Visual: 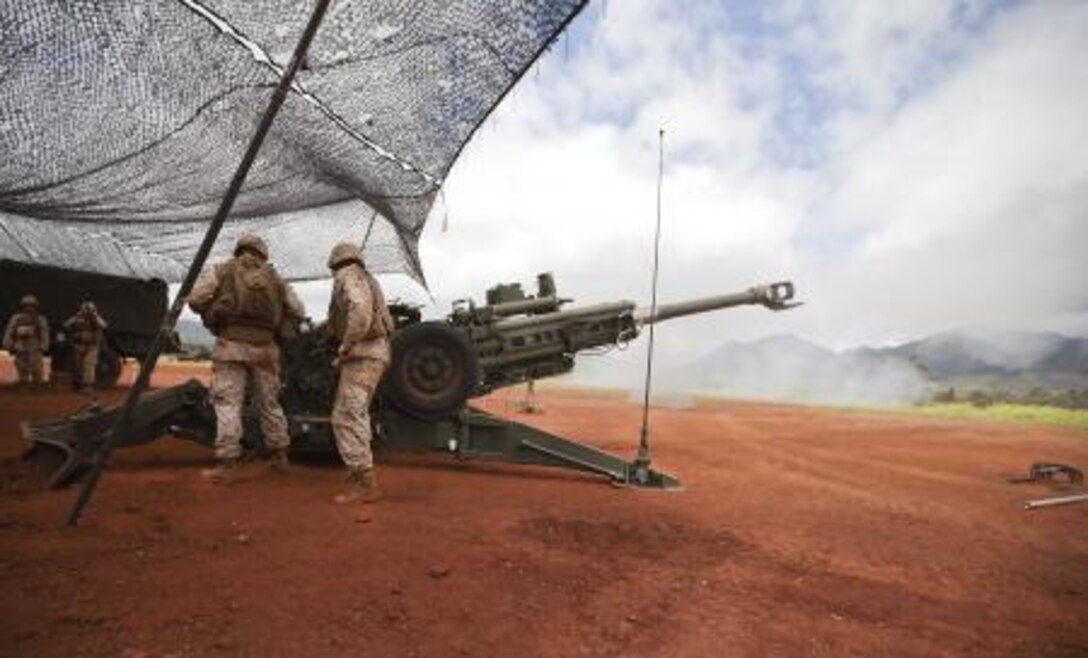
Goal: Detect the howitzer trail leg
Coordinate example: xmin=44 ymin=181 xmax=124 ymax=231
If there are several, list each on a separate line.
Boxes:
xmin=21 ymin=380 xmax=212 ymax=488
xmin=380 ymin=408 xmax=682 ymax=490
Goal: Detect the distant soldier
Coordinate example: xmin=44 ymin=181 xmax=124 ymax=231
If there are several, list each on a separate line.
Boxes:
xmin=2 ymin=295 xmax=50 ymax=386
xmin=187 ymin=234 xmax=306 ymax=482
xmin=63 ymin=301 xmax=108 ymax=390
xmin=326 ymin=242 xmax=394 ymax=504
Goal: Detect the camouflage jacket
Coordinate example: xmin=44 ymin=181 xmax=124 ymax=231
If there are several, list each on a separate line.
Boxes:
xmin=2 ymin=311 xmax=49 ymax=353
xmin=328 ymin=265 xmax=392 ymax=364
xmin=188 ymin=256 xmax=305 ymax=362
xmin=64 ymin=309 xmax=107 ymax=347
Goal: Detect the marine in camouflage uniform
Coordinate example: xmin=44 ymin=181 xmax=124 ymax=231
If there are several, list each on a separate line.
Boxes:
xmin=326 ymin=242 xmax=394 ymax=504
xmin=63 ymin=301 xmax=108 ymax=390
xmin=2 ymin=295 xmax=49 ymax=386
xmin=187 ymin=234 xmax=306 ymax=482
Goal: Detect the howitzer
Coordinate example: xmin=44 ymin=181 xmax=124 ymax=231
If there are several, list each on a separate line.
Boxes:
xmin=24 ymin=274 xmax=800 ymax=490
xmin=381 ymin=274 xmax=799 ymax=419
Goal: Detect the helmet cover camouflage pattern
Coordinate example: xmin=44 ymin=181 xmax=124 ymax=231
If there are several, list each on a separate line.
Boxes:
xmin=234 ymin=233 xmax=269 ymax=260
xmin=327 ymin=242 xmax=363 ymax=270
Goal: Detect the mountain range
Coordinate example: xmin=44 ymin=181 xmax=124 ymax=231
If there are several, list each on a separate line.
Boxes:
xmin=691 ymin=331 xmax=1088 ymax=406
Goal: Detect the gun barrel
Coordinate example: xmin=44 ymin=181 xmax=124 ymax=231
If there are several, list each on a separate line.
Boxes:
xmin=489 ymin=295 xmax=563 ymax=318
xmin=635 ymin=281 xmax=799 ymax=325
xmin=492 ymin=300 xmax=635 ymax=332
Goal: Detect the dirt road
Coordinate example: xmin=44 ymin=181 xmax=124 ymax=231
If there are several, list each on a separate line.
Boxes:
xmin=1 ymin=361 xmax=1085 ymax=657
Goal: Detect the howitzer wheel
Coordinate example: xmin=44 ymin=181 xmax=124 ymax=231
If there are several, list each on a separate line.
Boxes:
xmin=384 ymin=321 xmax=478 ymax=420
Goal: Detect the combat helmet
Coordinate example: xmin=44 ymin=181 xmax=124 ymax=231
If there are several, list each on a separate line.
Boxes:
xmin=234 ymin=233 xmax=269 ymax=260
xmin=327 ymin=242 xmax=364 ymax=271
xmin=19 ymin=294 xmax=38 ymax=309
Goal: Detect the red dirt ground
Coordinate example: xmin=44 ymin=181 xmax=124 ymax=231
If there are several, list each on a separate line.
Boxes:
xmin=0 ymin=359 xmax=1086 ymax=657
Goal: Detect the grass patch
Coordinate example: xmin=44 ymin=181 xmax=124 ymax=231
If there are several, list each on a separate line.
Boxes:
xmin=909 ymin=403 xmax=1088 ymax=428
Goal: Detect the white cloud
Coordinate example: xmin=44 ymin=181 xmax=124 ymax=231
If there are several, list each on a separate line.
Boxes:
xmin=388 ymin=0 xmax=1088 ymax=367
xmin=812 ymin=1 xmax=1088 ymax=343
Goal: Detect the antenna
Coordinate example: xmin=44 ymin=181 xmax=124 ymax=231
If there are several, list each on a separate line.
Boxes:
xmin=631 ymin=128 xmax=665 ymax=483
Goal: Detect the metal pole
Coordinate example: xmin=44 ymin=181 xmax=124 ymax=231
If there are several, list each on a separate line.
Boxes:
xmin=1024 ymin=493 xmax=1088 ymax=510
xmin=634 ymin=129 xmax=665 ymax=472
xmin=66 ymin=0 xmax=332 ymax=526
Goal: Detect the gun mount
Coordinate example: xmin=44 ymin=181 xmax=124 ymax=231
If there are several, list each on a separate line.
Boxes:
xmin=23 ymin=274 xmax=801 ymax=491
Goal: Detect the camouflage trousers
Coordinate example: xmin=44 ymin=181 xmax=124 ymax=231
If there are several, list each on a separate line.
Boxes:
xmin=74 ymin=345 xmax=98 ymax=387
xmin=210 ymin=358 xmax=290 ymax=460
xmin=12 ymin=350 xmax=44 ymax=384
xmin=330 ymin=358 xmax=388 ymax=470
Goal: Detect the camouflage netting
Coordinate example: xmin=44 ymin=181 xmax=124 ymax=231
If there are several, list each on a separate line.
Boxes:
xmin=0 ymin=0 xmax=588 ymax=284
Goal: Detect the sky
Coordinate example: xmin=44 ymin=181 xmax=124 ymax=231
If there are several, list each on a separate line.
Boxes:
xmin=287 ymin=0 xmax=1088 ymax=368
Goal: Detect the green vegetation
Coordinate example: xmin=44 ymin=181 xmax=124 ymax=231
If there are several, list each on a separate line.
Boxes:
xmin=930 ymin=386 xmax=1088 ymax=410
xmin=914 ymin=386 xmax=1088 ymax=427
xmin=911 ymin=403 xmax=1088 ymax=428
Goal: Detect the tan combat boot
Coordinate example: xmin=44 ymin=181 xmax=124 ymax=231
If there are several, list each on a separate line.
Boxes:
xmin=267 ymin=448 xmax=290 ymax=473
xmin=201 ymin=458 xmax=238 ymax=484
xmin=358 ymin=468 xmax=380 ymax=502
xmin=333 ymin=468 xmax=380 ymax=504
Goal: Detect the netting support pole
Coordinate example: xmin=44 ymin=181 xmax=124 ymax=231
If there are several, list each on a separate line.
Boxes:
xmin=65 ymin=0 xmax=332 ymax=526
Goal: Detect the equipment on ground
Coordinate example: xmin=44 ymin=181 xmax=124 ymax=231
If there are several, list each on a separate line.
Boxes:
xmin=1 ymin=259 xmax=175 ymax=388
xmin=23 ymin=274 xmax=799 ymax=490
xmin=1007 ymin=461 xmax=1085 ymax=511
xmin=1024 ymin=493 xmax=1088 ymax=511
xmin=1005 ymin=462 xmax=1084 ymax=486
